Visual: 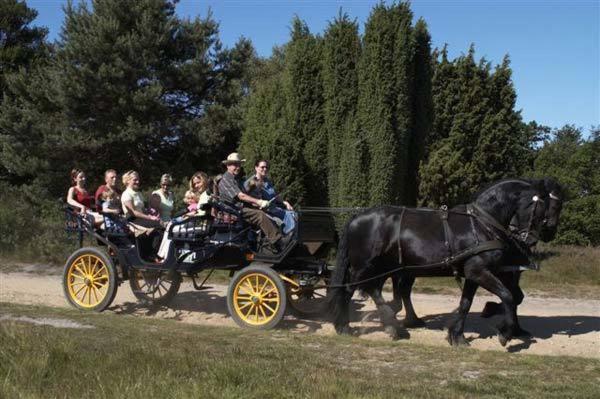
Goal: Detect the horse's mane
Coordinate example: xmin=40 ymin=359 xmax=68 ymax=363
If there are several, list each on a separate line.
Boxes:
xmin=471 ymin=178 xmax=534 ymax=201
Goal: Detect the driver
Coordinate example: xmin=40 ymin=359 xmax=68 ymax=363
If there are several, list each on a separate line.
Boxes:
xmin=218 ymin=153 xmax=283 ymax=253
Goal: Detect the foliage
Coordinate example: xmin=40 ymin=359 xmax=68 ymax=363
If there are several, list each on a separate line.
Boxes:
xmin=0 ymin=0 xmax=253 ymax=198
xmin=321 ymin=12 xmax=362 ymax=208
xmin=419 ymin=48 xmax=530 ymax=206
xmin=0 ymin=0 xmax=48 ymax=99
xmin=531 ymin=126 xmax=600 ymax=245
xmin=282 ymin=17 xmax=326 ymax=205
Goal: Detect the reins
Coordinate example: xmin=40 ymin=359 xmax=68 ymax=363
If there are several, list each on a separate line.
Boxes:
xmin=321 ymin=196 xmax=545 ymax=291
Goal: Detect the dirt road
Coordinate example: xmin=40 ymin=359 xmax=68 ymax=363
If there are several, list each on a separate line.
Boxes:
xmin=1 ymin=271 xmax=598 ymax=359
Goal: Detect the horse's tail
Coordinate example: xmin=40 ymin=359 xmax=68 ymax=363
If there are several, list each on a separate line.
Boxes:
xmin=328 ymin=216 xmax=355 ymax=334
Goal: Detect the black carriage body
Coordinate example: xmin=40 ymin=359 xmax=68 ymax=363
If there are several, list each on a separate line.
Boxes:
xmin=63 ymin=202 xmax=337 ymax=281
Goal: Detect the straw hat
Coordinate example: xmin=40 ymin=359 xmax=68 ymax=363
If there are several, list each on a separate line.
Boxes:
xmin=222 ymin=152 xmax=246 ymax=165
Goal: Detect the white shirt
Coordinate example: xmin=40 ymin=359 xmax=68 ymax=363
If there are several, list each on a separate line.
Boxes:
xmin=121 ymin=187 xmax=145 ymax=217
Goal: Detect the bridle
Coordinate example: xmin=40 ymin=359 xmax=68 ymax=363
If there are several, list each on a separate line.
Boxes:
xmin=510 ymin=191 xmax=561 ymax=245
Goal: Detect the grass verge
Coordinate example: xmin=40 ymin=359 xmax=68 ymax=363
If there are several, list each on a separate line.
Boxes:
xmin=1 ymin=302 xmax=599 ymax=399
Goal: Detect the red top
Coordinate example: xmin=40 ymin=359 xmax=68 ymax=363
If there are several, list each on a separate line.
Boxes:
xmin=74 ymin=187 xmax=94 ymax=209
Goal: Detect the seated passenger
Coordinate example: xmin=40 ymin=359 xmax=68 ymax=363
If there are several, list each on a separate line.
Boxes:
xmin=151 ymin=174 xmax=174 ymax=223
xmin=218 ymin=153 xmax=282 ymax=253
xmin=95 ymin=169 xmax=119 ymax=212
xmin=245 ymin=159 xmax=296 ymax=234
xmin=99 ymin=188 xmax=130 ymax=232
xmin=121 ymin=170 xmax=161 ymax=236
xmin=156 ymin=175 xmax=211 ymax=260
xmin=66 ymin=168 xmax=103 ymax=224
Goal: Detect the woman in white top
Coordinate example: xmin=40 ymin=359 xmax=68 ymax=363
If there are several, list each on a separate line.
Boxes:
xmin=152 ymin=174 xmax=174 ymax=222
xmin=121 ymin=170 xmax=161 ymax=236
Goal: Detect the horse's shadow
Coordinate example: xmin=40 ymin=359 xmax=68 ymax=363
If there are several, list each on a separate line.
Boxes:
xmin=420 ymin=312 xmax=600 ymax=339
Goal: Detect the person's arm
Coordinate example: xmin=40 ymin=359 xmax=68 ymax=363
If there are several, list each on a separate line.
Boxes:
xmin=237 ymin=192 xmax=268 ymax=209
xmin=67 ymin=187 xmax=87 ymax=213
xmin=101 ymin=202 xmax=120 ymax=215
xmin=122 ymin=198 xmax=158 ymax=221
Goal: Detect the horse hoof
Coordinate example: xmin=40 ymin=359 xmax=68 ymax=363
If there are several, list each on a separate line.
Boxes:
xmin=403 ymin=317 xmax=426 ymax=328
xmin=447 ymin=333 xmax=470 ymax=347
xmin=481 ymin=302 xmax=502 ymax=318
xmin=384 ymin=325 xmax=399 ymax=340
xmin=335 ymin=325 xmax=352 ymax=336
xmin=514 ymin=327 xmax=533 ymax=338
xmin=498 ymin=333 xmax=511 ymax=347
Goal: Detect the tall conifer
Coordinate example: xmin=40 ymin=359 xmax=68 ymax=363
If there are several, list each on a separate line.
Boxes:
xmin=357 ymin=2 xmax=415 ymax=206
xmin=321 ymin=12 xmax=361 ymax=208
xmin=406 ymin=18 xmax=433 ymax=206
xmin=282 ymin=17 xmax=326 ymax=205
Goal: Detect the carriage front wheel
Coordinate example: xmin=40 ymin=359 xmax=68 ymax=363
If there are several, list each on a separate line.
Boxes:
xmin=62 ymin=247 xmax=117 ymax=312
xmin=227 ymin=265 xmax=286 ymax=330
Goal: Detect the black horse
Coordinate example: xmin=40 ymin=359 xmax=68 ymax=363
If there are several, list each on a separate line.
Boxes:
xmin=329 ymin=179 xmax=553 ymax=347
xmin=389 ymin=178 xmax=564 ymax=331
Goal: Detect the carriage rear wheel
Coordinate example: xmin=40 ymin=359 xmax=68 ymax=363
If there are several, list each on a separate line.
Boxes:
xmin=227 ymin=265 xmax=286 ymax=330
xmin=63 ymin=247 xmax=117 ymax=312
xmin=287 ymin=277 xmax=329 ymax=317
xmin=129 ymin=269 xmax=182 ymax=306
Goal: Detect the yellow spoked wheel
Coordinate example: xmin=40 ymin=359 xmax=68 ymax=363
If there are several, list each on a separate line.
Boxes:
xmin=63 ymin=247 xmax=117 ymax=312
xmin=227 ymin=265 xmax=286 ymax=330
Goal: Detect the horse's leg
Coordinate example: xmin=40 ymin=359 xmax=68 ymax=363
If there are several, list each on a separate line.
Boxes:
xmin=364 ymin=284 xmax=405 ymax=340
xmin=467 ymin=268 xmax=518 ymax=347
xmin=331 ymin=287 xmax=354 ymax=335
xmin=446 ymin=279 xmax=478 ymax=346
xmin=388 ymin=275 xmax=403 ymax=315
xmin=480 ymin=272 xmax=530 ymax=336
xmin=399 ymin=275 xmax=426 ymax=328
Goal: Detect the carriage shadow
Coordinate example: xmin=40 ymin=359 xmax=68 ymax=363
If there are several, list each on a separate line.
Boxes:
xmin=108 ymin=289 xmax=230 ymax=319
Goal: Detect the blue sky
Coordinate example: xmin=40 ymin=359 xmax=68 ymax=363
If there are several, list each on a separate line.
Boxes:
xmin=29 ymin=0 xmax=599 ymax=132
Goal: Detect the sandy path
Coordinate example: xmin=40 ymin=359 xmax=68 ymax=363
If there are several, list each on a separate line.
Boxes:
xmin=1 ymin=271 xmax=598 ymax=359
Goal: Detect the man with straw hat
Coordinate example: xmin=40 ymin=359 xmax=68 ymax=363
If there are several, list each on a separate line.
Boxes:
xmin=218 ymin=153 xmax=283 ymax=253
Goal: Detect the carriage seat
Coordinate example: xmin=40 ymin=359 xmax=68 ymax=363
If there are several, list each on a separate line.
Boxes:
xmin=169 ymin=216 xmax=211 ymax=242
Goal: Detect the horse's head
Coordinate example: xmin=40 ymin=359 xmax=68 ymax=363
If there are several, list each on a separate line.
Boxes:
xmin=539 ymin=178 xmax=564 ymax=242
xmin=475 ymin=179 xmax=549 ymax=247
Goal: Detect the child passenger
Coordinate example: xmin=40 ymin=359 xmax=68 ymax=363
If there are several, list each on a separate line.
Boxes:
xmin=156 ymin=180 xmax=210 ymax=261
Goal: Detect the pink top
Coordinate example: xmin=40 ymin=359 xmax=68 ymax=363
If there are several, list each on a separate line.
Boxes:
xmin=187 ymin=202 xmax=198 ymax=212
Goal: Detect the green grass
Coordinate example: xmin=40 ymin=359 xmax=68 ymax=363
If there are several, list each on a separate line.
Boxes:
xmin=1 ymin=303 xmax=599 ymax=399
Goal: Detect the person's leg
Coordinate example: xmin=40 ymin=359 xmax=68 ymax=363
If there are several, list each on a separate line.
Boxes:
xmin=242 ymin=208 xmax=282 ymax=244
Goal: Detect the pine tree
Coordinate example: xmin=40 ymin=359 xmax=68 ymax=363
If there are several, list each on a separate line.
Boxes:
xmin=0 ymin=0 xmax=251 ymax=196
xmin=0 ymin=0 xmax=48 ymax=100
xmin=321 ymin=11 xmax=361 ymax=208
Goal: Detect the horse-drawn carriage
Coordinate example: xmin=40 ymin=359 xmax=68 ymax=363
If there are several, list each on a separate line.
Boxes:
xmin=63 ymin=177 xmax=563 ymax=347
xmin=62 ymin=197 xmax=336 ymax=329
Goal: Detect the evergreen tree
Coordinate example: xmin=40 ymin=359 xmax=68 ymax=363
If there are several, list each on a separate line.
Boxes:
xmin=321 ymin=12 xmax=361 ymax=208
xmin=357 ymin=2 xmax=415 ymax=206
xmin=282 ymin=17 xmax=326 ymax=205
xmin=0 ymin=0 xmax=251 ymax=196
xmin=0 ymin=0 xmax=48 ymax=100
xmin=405 ymin=18 xmax=433 ymax=206
xmin=472 ymin=56 xmax=529 ymax=187
xmin=419 ymin=46 xmax=491 ymax=206
xmin=533 ymin=126 xmax=600 ymax=245
xmin=239 ymin=52 xmax=308 ymax=203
